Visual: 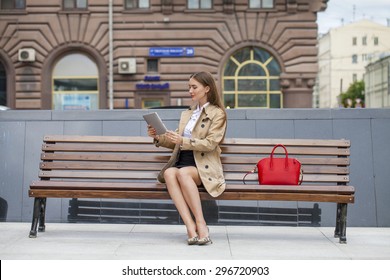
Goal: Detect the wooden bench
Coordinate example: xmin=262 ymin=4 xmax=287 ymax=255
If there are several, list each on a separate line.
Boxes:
xmin=28 ymin=135 xmax=355 ymax=243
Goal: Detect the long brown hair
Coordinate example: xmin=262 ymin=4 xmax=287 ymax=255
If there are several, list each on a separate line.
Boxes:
xmin=190 ymin=72 xmax=226 ymax=114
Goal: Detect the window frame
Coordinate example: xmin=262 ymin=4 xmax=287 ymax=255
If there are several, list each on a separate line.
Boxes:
xmin=362 ymin=36 xmax=367 ymax=46
xmin=248 ymin=0 xmax=274 ymax=9
xmin=146 ymin=58 xmax=159 ymax=73
xmin=0 ymin=0 xmax=25 ymax=9
xmin=125 ymin=0 xmax=150 ymax=10
xmin=62 ymin=0 xmax=88 ymax=10
xmin=222 ymin=46 xmax=282 ymax=109
xmin=0 ymin=62 xmax=6 ymax=107
xmin=352 ymin=54 xmax=358 ymax=64
xmin=52 ymin=53 xmax=99 ymax=111
xmin=187 ymin=0 xmax=213 ymax=10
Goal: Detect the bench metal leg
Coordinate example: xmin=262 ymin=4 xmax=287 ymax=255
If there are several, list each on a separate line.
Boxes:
xmin=29 ymin=198 xmax=46 ymax=238
xmin=38 ymin=198 xmax=47 ymax=232
xmin=334 ymin=203 xmax=348 ymax=244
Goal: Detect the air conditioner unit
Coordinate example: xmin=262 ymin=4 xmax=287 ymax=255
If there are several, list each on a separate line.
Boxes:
xmin=18 ymin=48 xmax=36 ymax=62
xmin=118 ymin=58 xmax=136 ymax=74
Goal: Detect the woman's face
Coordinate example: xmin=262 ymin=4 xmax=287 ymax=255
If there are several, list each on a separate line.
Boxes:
xmin=188 ymin=78 xmax=209 ymax=105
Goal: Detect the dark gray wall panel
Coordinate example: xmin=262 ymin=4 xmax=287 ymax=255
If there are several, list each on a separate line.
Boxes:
xmin=0 ymin=122 xmax=26 ymax=221
xmin=371 ymin=118 xmax=390 ymax=226
xmin=294 ymin=119 xmax=333 ymax=139
xmin=226 ymin=120 xmax=256 ymax=138
xmin=333 ymin=119 xmax=377 ymax=226
xmin=256 ymin=120 xmax=294 ymax=138
xmin=22 ymin=121 xmax=64 ymax=222
xmin=64 ymin=121 xmax=102 ymax=135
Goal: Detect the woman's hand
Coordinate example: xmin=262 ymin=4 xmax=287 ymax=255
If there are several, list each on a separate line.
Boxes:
xmin=147 ymin=125 xmax=159 ymax=141
xmin=165 ymin=130 xmax=183 ymax=145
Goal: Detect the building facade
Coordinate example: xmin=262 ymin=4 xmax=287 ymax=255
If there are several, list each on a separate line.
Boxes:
xmin=0 ymin=0 xmax=327 ymax=110
xmin=364 ymin=56 xmax=390 ymax=108
xmin=315 ymin=19 xmax=390 ymax=108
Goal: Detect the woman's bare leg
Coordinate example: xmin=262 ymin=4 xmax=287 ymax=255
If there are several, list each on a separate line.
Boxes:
xmin=175 ymin=167 xmax=209 ymax=239
xmin=164 ymin=167 xmax=197 ymax=238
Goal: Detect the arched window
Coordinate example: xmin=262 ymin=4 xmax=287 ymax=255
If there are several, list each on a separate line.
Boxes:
xmin=52 ymin=53 xmax=99 ymax=110
xmin=222 ymin=47 xmax=282 ymax=108
xmin=0 ymin=62 xmax=6 ymax=107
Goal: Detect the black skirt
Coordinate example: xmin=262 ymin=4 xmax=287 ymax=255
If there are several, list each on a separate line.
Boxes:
xmin=175 ymin=150 xmax=196 ymax=168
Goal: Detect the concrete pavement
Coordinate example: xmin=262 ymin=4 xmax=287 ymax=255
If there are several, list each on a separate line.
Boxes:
xmin=1 ymin=223 xmax=390 ymax=260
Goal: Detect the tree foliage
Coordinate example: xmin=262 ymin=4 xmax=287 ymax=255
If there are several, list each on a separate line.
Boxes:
xmin=339 ymin=80 xmax=365 ymax=108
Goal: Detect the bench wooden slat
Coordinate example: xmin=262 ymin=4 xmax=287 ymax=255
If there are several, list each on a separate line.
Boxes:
xmin=40 ymin=161 xmax=349 ymax=175
xmin=221 ymin=146 xmax=350 ymax=156
xmin=40 ymin=161 xmax=166 ymax=171
xmin=44 ymin=135 xmax=152 ymax=144
xmin=30 ymin=180 xmax=165 ymax=189
xmin=221 ymin=138 xmax=350 ymax=147
xmin=29 ymin=180 xmax=354 ymax=195
xmin=221 ymin=156 xmax=350 ymax=165
xmin=29 ymin=189 xmax=172 ymax=200
xmin=28 ymin=189 xmax=353 ymax=203
xmin=215 ymin=192 xmax=354 ymax=203
xmin=41 ymin=153 xmax=171 ymax=162
xmin=43 ymin=135 xmax=350 ymax=148
xmin=40 ymin=153 xmax=350 ymax=167
xmin=223 ymin=165 xmax=349 ymax=174
xmin=42 ymin=143 xmax=161 ymax=153
xmin=223 ymin=173 xmax=349 ymax=183
xmin=39 ymin=170 xmax=159 ymax=180
xmin=38 ymin=170 xmax=349 ymax=183
xmin=42 ymin=143 xmax=350 ymax=156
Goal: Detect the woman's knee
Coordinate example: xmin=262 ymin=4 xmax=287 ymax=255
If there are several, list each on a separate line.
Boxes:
xmin=177 ymin=168 xmax=201 ymax=186
xmin=164 ymin=167 xmax=178 ymax=182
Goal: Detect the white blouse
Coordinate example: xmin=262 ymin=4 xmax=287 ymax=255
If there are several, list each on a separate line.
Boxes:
xmin=183 ymin=102 xmax=209 ymax=138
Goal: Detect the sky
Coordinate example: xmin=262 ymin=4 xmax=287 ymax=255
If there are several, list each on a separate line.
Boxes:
xmin=317 ymin=0 xmax=390 ymax=34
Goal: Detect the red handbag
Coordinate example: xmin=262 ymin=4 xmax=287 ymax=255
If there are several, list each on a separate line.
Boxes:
xmin=243 ymin=144 xmax=303 ymax=185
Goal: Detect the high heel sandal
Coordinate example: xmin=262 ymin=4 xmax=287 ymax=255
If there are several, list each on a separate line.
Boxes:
xmin=187 ymin=236 xmax=199 ymax=245
xmin=197 ymin=236 xmax=212 ymax=245
xmin=197 ymin=226 xmax=212 ymax=245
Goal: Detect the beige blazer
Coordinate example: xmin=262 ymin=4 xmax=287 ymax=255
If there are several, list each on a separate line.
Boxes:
xmin=155 ymin=104 xmax=227 ymax=197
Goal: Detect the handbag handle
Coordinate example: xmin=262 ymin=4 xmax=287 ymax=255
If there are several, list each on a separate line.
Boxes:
xmin=270 ymin=144 xmax=289 ymax=169
xmin=243 ymin=166 xmax=256 ymax=185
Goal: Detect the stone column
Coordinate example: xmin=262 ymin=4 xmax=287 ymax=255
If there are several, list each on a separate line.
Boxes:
xmin=281 ymin=76 xmax=316 ymax=108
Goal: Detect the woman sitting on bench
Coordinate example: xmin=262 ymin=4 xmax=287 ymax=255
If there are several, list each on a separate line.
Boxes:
xmin=147 ymin=71 xmax=227 ymax=245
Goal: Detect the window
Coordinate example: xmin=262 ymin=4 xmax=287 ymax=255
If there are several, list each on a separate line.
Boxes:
xmin=63 ymin=0 xmax=87 ymax=9
xmin=0 ymin=63 xmax=6 ymax=106
xmin=222 ymin=47 xmax=282 ymax=108
xmin=187 ymin=0 xmax=212 ymax=9
xmin=362 ymin=36 xmax=367 ymax=46
xmin=374 ymin=37 xmax=379 ymax=46
xmin=352 ymin=54 xmax=358 ymax=64
xmin=0 ymin=0 xmax=25 ymax=9
xmin=352 ymin=37 xmax=357 ymax=46
xmin=142 ymin=98 xmax=164 ymax=108
xmin=52 ymin=53 xmax=99 ymax=110
xmin=135 ymin=92 xmax=169 ymax=108
xmin=125 ymin=0 xmax=149 ymax=9
xmin=147 ymin=59 xmax=158 ymax=73
xmin=352 ymin=73 xmax=357 ymax=82
xmin=249 ymin=0 xmax=274 ymax=9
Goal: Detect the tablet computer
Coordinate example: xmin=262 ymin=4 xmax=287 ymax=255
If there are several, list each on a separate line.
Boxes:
xmin=143 ymin=112 xmax=168 ymax=135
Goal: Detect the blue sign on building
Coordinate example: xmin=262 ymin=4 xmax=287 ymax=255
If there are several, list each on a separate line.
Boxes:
xmin=149 ymin=47 xmax=194 ymax=57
